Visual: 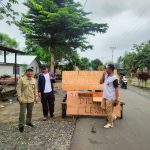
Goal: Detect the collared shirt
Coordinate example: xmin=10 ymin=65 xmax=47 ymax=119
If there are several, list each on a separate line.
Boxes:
xmin=43 ymin=73 xmax=52 ymax=93
xmin=103 ymin=73 xmax=118 ymax=101
xmin=16 ymin=75 xmax=37 ymax=103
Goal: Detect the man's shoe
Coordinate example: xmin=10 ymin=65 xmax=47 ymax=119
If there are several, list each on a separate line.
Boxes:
xmin=104 ymin=123 xmax=113 ymax=129
xmin=50 ymin=114 xmax=56 ymax=119
xmin=19 ymin=127 xmax=24 ymax=132
xmin=26 ymin=123 xmax=34 ymax=128
xmin=43 ymin=117 xmax=48 ymax=121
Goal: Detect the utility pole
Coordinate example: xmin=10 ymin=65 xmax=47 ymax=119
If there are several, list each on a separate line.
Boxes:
xmin=110 ymin=47 xmax=116 ymax=63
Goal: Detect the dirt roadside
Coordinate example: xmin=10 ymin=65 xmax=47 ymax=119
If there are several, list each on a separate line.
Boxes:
xmin=0 ymin=82 xmax=66 ymax=123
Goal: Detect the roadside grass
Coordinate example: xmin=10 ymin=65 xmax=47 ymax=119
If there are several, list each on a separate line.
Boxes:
xmin=129 ymin=78 xmax=150 ymax=90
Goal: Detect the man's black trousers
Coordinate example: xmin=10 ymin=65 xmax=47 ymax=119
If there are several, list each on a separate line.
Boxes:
xmin=41 ymin=92 xmax=55 ymax=117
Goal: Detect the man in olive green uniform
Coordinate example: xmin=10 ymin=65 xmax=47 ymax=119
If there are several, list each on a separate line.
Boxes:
xmin=16 ymin=67 xmax=37 ymax=132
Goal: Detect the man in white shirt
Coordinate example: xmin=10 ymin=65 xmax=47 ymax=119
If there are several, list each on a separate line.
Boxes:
xmin=100 ymin=64 xmax=119 ymax=128
xmin=38 ymin=64 xmax=56 ymax=121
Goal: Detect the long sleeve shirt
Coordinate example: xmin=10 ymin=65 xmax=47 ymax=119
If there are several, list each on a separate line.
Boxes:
xmin=16 ymin=75 xmax=37 ymax=103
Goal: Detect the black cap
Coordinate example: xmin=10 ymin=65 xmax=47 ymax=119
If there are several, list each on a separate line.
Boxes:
xmin=41 ymin=64 xmax=49 ymax=68
xmin=26 ymin=67 xmax=34 ymax=72
xmin=107 ymin=64 xmax=115 ymax=71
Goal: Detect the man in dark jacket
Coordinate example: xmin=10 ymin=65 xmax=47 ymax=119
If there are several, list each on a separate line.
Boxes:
xmin=38 ymin=64 xmax=56 ymax=121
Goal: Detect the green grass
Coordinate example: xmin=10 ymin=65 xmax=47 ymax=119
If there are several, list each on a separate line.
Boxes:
xmin=130 ymin=78 xmax=150 ymax=89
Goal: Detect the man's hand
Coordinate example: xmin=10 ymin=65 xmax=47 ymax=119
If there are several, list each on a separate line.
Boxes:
xmin=18 ymin=97 xmax=23 ymax=104
xmin=38 ymin=92 xmax=41 ymax=98
xmin=103 ymin=71 xmax=106 ymax=76
xmin=50 ymin=76 xmax=54 ymax=80
xmin=114 ymin=97 xmax=120 ymax=106
xmin=35 ymin=98 xmax=38 ymax=104
xmin=100 ymin=71 xmax=106 ymax=84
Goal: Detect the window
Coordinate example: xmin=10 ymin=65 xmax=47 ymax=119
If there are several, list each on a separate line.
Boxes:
xmin=13 ymin=65 xmax=20 ymax=75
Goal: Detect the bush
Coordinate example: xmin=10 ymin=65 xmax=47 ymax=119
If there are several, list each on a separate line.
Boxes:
xmin=137 ymin=72 xmax=150 ymax=87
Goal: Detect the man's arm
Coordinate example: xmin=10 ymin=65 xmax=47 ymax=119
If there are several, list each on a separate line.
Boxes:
xmin=113 ymin=79 xmax=120 ymax=104
xmin=50 ymin=72 xmax=56 ymax=83
xmin=34 ymin=79 xmax=38 ymax=103
xmin=38 ymin=74 xmax=41 ymax=92
xmin=115 ymin=88 xmax=119 ymax=100
xmin=16 ymin=78 xmax=23 ymax=104
xmin=38 ymin=74 xmax=42 ymax=98
xmin=100 ymin=72 xmax=106 ymax=84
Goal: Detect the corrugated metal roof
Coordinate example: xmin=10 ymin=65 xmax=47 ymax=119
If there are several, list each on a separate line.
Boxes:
xmin=0 ymin=54 xmax=37 ymax=65
xmin=0 ymin=45 xmax=25 ymax=54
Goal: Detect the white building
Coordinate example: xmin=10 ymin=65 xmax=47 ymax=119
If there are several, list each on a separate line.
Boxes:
xmin=0 ymin=54 xmax=41 ymax=76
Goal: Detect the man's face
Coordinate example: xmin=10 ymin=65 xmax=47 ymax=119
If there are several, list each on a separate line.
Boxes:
xmin=106 ymin=67 xmax=112 ymax=75
xmin=42 ymin=67 xmax=49 ymax=73
xmin=26 ymin=70 xmax=33 ymax=78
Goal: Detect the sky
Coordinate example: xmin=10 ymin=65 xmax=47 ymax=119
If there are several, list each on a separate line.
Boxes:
xmin=0 ymin=0 xmax=150 ymax=63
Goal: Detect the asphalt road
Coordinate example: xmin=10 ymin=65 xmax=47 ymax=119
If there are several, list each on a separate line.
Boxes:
xmin=70 ymin=88 xmax=150 ymax=150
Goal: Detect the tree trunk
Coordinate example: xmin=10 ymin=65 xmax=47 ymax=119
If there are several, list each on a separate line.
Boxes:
xmin=50 ymin=47 xmax=55 ymax=73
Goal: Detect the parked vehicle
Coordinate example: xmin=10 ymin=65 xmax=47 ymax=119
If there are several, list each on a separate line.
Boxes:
xmin=120 ymin=75 xmax=128 ymax=89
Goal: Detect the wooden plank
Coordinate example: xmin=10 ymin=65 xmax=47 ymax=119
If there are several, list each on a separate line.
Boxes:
xmin=62 ymin=70 xmax=119 ymax=91
xmin=93 ymin=97 xmax=103 ymax=102
xmin=62 ymin=71 xmax=104 ymax=91
xmin=62 ymin=71 xmax=79 ymax=76
xmin=66 ymin=91 xmax=121 ymax=117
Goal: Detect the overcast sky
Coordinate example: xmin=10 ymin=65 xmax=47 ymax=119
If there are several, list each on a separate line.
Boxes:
xmin=0 ymin=0 xmax=150 ymax=63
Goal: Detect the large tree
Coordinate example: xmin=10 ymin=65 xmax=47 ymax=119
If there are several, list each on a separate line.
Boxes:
xmin=18 ymin=0 xmax=108 ymax=72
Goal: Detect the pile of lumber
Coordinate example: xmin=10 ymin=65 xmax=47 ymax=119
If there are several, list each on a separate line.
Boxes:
xmin=0 ymin=75 xmax=17 ymax=85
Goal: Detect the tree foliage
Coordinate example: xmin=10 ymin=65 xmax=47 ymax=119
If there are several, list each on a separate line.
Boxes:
xmin=0 ymin=0 xmax=19 ymax=24
xmin=18 ymin=0 xmax=108 ymax=72
xmin=119 ymin=41 xmax=150 ymax=75
xmin=97 ymin=65 xmax=105 ymax=71
xmin=0 ymin=32 xmax=19 ymax=48
xmin=90 ymin=58 xmax=103 ymax=70
xmin=79 ymin=57 xmax=90 ymax=70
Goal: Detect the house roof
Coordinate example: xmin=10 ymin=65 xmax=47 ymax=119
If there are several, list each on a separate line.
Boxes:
xmin=0 ymin=45 xmax=25 ymax=54
xmin=0 ymin=54 xmax=38 ymax=65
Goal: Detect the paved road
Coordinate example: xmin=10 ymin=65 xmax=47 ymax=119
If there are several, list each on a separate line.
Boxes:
xmin=70 ymin=88 xmax=150 ymax=150
xmin=128 ymin=85 xmax=150 ymax=99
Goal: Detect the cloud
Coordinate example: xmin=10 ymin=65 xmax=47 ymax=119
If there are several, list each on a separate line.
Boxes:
xmin=78 ymin=5 xmax=150 ymax=63
xmin=0 ymin=0 xmax=150 ymax=64
xmin=78 ymin=0 xmax=150 ymax=19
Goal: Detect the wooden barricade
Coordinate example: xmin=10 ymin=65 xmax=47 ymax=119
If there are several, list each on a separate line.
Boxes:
xmin=62 ymin=71 xmax=121 ymax=117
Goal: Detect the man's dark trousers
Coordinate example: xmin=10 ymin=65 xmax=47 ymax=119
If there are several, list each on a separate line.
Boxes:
xmin=41 ymin=92 xmax=55 ymax=117
xmin=19 ymin=102 xmax=34 ymax=128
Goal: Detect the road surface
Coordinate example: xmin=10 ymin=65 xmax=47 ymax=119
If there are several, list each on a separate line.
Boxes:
xmin=70 ymin=88 xmax=150 ymax=150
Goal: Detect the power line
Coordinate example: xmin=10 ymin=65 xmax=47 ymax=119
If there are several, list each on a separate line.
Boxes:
xmin=83 ymin=0 xmax=88 ymax=9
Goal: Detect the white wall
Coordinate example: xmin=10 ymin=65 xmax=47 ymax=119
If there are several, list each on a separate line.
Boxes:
xmin=0 ymin=65 xmax=13 ymax=76
xmin=28 ymin=59 xmax=40 ymax=74
xmin=0 ymin=60 xmax=40 ymax=77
